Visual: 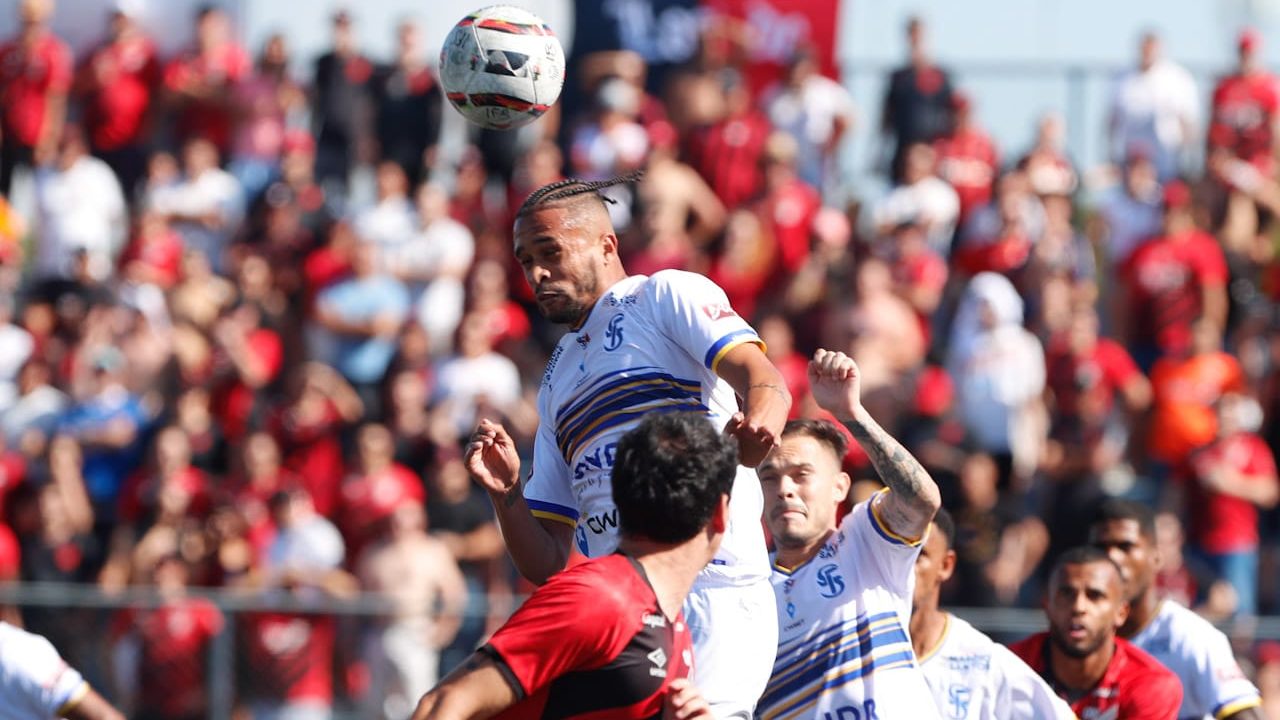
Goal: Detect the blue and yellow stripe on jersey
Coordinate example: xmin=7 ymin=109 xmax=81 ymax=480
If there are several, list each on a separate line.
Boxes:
xmin=703 ymin=328 xmax=764 ymax=372
xmin=526 ymin=498 xmax=578 ymax=527
xmin=554 ymin=368 xmax=707 ymax=463
xmin=869 ymin=488 xmax=926 ymax=547
xmin=1215 ymin=695 xmax=1263 ymax=719
xmin=758 ymin=611 xmax=916 ymax=720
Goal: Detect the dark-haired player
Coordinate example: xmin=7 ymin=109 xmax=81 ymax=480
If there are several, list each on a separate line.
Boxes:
xmin=413 ymin=412 xmax=736 ymax=719
xmin=756 ymin=350 xmax=943 ymax=719
xmin=1010 ymin=547 xmax=1182 ymax=720
xmin=1091 ymin=499 xmax=1263 ymax=720
xmin=467 ymin=174 xmax=791 ymax=716
xmin=912 ymin=509 xmax=1074 ymax=719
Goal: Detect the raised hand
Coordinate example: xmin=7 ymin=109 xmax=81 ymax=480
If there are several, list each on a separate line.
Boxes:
xmin=465 ymin=419 xmax=521 ymax=497
xmin=807 ymin=348 xmax=863 ymax=422
xmin=663 ymin=679 xmax=714 ymax=720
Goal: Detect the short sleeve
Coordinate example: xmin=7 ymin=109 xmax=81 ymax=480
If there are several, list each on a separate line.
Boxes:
xmin=993 ymin=643 xmax=1076 ymax=720
xmin=4 ymin=628 xmax=88 ymax=717
xmin=1245 ymin=434 xmax=1278 ymax=479
xmin=483 ymin=570 xmax=634 ymax=697
xmin=1190 ymin=629 xmax=1262 ymax=719
xmin=643 ymin=271 xmax=763 ymax=374
xmin=841 ymin=491 xmax=924 ymax=597
xmin=524 ymin=416 xmax=578 ymax=529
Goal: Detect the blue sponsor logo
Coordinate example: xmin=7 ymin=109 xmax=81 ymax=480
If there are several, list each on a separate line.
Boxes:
xmin=822 ymin=701 xmax=877 ymax=719
xmin=816 ymin=564 xmax=845 ymax=598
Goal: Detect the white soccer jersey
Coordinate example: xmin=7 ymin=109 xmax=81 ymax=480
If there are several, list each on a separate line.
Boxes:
xmin=919 ymin=613 xmax=1076 ymax=720
xmin=1130 ymin=600 xmax=1261 ymax=720
xmin=0 ymin=622 xmax=89 ymax=720
xmin=523 ymin=270 xmax=769 ymax=582
xmin=758 ymin=490 xmax=941 ymax=720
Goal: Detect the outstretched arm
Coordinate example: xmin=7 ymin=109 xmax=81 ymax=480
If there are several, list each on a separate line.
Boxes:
xmin=468 ymin=419 xmax=575 ymax=585
xmin=808 ymin=349 xmax=940 ymax=539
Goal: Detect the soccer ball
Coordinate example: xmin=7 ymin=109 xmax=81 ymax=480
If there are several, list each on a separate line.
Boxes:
xmin=439 ymin=6 xmax=565 ymax=131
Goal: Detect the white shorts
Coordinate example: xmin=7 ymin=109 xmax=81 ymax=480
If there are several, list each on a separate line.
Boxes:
xmin=684 ymin=575 xmax=778 ymax=720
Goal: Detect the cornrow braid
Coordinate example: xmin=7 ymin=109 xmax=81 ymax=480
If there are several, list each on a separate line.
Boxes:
xmin=516 ymin=170 xmax=645 ymax=218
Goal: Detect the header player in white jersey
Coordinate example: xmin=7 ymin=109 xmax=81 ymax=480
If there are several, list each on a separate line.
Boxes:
xmin=0 ymin=622 xmax=123 ymax=720
xmin=756 ymin=349 xmax=942 ymax=719
xmin=912 ymin=509 xmax=1076 ymax=719
xmin=466 ymin=173 xmax=791 ymax=717
xmin=1090 ymin=500 xmax=1264 ymax=720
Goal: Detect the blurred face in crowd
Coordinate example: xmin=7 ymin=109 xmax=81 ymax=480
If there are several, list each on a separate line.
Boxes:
xmin=57 ymin=125 xmax=88 ymax=170
xmin=1046 ymin=559 xmax=1128 ymax=659
xmin=903 ymin=143 xmax=936 ymax=184
xmin=155 ymin=426 xmax=192 ymax=475
xmin=456 ymin=313 xmax=494 ymax=358
xmin=153 ymin=556 xmax=190 ymax=593
xmin=183 ymin=139 xmax=220 ymax=177
xmin=332 ymin=14 xmax=354 ymax=53
xmin=1067 ymin=307 xmax=1100 ymax=354
xmin=1217 ymin=392 xmax=1262 ymax=437
xmin=350 ymin=240 xmax=378 ymax=277
xmin=376 ymin=162 xmax=408 ymax=201
xmin=513 ymin=199 xmax=620 ymax=327
xmin=907 ymin=17 xmax=927 ymax=64
xmin=19 ymin=0 xmax=52 ymax=28
xmin=1138 ymin=33 xmax=1160 ymax=71
xmin=389 ymin=371 xmax=427 ymax=414
xmin=1091 ymin=519 xmax=1158 ymax=604
xmin=416 ymin=182 xmax=450 ymax=224
xmin=390 ymin=501 xmax=426 ymax=537
xmin=759 ymin=431 xmax=850 ymax=555
xmin=357 ymin=424 xmax=394 ymax=471
xmin=397 ymin=20 xmax=420 ymax=63
xmin=959 ymin=453 xmax=999 ymax=511
xmin=196 ymin=9 xmax=231 ymax=53
xmin=468 ymin=259 xmax=509 ymax=305
xmin=912 ymin=521 xmax=956 ymax=615
xmin=1123 ymin=153 xmax=1157 ymax=198
xmin=243 ymin=431 xmax=281 ymax=480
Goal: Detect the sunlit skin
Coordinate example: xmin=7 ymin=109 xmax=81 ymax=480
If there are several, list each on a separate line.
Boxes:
xmin=512 ymin=201 xmax=623 ymax=328
xmin=1045 ymin=560 xmax=1129 ymax=695
xmin=759 ymin=434 xmax=849 ymax=570
xmin=1090 ymin=518 xmax=1161 ymax=638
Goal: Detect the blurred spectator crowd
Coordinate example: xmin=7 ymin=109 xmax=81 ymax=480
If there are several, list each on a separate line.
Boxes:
xmin=6 ymin=0 xmax=1280 ymax=716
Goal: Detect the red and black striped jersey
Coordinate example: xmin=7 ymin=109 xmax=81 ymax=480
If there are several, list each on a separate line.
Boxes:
xmin=485 ymin=553 xmax=693 ymax=719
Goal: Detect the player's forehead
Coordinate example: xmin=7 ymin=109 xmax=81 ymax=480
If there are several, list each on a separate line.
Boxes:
xmin=1055 ymin=560 xmax=1121 ymax=595
xmin=513 ymin=207 xmax=583 ymax=251
xmin=760 ymin=435 xmax=835 ymax=472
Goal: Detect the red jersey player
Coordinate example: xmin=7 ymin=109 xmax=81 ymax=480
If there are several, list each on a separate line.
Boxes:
xmin=1010 ymin=546 xmax=1183 ymax=720
xmin=412 ymin=412 xmax=734 ymax=719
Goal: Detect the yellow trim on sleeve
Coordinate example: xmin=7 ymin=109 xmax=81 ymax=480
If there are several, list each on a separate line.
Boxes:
xmin=870 ymin=488 xmax=927 ymax=547
xmin=56 ymin=681 xmax=90 ymax=716
xmin=1216 ymin=696 xmax=1263 ymax=719
xmin=710 ymin=338 xmax=766 ymax=374
xmin=916 ymin=613 xmax=951 ymax=664
xmin=531 ymin=509 xmax=579 ymax=528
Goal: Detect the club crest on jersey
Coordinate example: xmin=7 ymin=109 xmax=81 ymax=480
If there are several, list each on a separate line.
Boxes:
xmin=947 ymin=686 xmax=972 ymax=719
xmin=604 ymin=314 xmax=625 ymax=351
xmin=815 ymin=564 xmax=845 ymax=598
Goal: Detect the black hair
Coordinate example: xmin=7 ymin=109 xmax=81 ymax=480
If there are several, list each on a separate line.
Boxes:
xmin=611 ymin=412 xmax=737 ymax=544
xmin=1093 ymin=498 xmax=1157 ymax=542
xmin=780 ymin=419 xmax=848 ymax=461
xmin=515 ymin=171 xmax=643 ymax=219
xmin=933 ymin=506 xmax=956 ymax=551
xmin=1050 ymin=545 xmax=1124 ymax=588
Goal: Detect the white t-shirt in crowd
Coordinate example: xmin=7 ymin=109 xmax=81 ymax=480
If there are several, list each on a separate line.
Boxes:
xmin=1110 ymin=59 xmax=1200 ymax=179
xmin=34 ymin=156 xmax=127 ymax=280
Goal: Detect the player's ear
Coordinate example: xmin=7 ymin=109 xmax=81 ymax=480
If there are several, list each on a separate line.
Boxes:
xmin=600 ymin=232 xmax=620 ymax=261
xmin=1115 ymin=598 xmax=1130 ymax=630
xmin=940 ymin=549 xmax=957 ymax=582
xmin=832 ymin=471 xmax=851 ymax=504
xmin=710 ymin=493 xmax=730 ymax=535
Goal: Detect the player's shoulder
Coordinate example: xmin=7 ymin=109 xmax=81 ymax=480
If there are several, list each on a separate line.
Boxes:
xmin=548 ymin=554 xmax=651 ymax=611
xmin=1152 ymin=600 xmax=1231 ymax=653
xmin=0 ymin=621 xmax=64 ymax=672
xmin=642 ymin=269 xmax=725 ymax=298
xmin=945 ymin=614 xmax=998 ymax=653
xmin=1117 ymin=636 xmax=1181 ymax=684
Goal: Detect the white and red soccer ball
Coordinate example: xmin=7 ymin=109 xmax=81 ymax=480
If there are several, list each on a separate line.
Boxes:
xmin=439 ymin=5 xmax=566 ymax=131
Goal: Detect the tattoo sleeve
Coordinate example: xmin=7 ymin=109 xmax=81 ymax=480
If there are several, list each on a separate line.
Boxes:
xmin=843 ymin=411 xmax=939 ymax=532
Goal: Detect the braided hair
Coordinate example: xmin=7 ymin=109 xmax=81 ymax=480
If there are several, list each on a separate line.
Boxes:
xmin=515 ymin=170 xmax=644 ymax=219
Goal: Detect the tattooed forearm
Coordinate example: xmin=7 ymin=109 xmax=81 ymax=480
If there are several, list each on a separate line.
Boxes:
xmin=844 ymin=410 xmax=940 ymax=531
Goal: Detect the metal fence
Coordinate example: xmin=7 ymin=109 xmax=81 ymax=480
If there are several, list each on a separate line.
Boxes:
xmin=2 ymin=582 xmax=1278 ymax=719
